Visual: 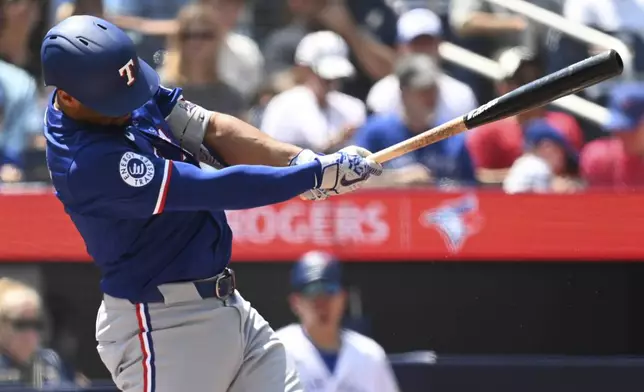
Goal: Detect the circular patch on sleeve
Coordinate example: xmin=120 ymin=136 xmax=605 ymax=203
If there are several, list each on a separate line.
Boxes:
xmin=120 ymin=152 xmax=155 ymax=187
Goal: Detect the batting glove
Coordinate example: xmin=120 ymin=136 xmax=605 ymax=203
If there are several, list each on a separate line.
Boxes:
xmin=289 ymin=149 xmax=330 ymax=201
xmin=314 ymin=146 xmax=383 ymax=195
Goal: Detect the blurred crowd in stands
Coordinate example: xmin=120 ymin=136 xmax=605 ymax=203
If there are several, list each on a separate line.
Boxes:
xmin=1 ymin=0 xmax=644 ymax=193
xmin=0 ymin=278 xmax=88 ymax=388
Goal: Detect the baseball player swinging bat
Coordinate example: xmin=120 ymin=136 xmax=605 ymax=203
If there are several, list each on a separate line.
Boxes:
xmin=368 ymin=50 xmax=624 ymax=164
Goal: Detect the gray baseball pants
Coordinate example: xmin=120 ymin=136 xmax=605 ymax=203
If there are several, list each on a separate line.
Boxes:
xmin=95 ymin=285 xmax=302 ymax=392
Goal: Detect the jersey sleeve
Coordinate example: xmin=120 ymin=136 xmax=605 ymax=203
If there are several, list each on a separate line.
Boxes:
xmin=66 ymin=147 xmax=172 ymax=218
xmin=65 ymin=144 xmax=320 ymax=218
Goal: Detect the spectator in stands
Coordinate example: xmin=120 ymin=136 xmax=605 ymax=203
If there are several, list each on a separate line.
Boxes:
xmin=0 ymin=278 xmax=75 ymax=388
xmin=262 ymin=0 xmax=398 ymax=100
xmin=366 ymin=8 xmax=477 ymax=123
xmin=0 ymin=60 xmax=41 ymax=183
xmin=200 ymin=0 xmax=264 ymax=101
xmin=504 ymin=120 xmax=582 ymax=194
xmin=159 ymin=3 xmax=247 ymax=118
xmin=354 ymin=54 xmax=476 ymax=188
xmin=248 ymin=72 xmax=297 ymax=129
xmin=466 ymin=47 xmax=583 ymax=185
xmin=103 ymin=0 xmax=190 ymax=65
xmin=0 ymin=0 xmax=42 ymax=69
xmin=276 ymin=251 xmax=400 ymax=392
xmin=54 ymin=0 xmax=104 ymax=23
xmin=580 ymin=83 xmax=644 ymax=189
xmin=261 ymin=31 xmax=366 ymax=153
xmin=448 ymin=0 xmax=534 ymax=102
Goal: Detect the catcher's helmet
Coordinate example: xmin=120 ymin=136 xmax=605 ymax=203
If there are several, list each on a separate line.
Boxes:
xmin=41 ymin=15 xmax=159 ymax=117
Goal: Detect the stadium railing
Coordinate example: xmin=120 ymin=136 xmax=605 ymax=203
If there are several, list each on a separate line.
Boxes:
xmin=438 ymin=41 xmax=610 ymax=125
xmin=484 ymin=0 xmax=635 ymax=81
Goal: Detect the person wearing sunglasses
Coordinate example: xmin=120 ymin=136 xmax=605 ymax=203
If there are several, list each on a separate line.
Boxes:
xmin=0 ymin=278 xmax=74 ymax=388
xmin=159 ymin=3 xmax=247 ymax=120
xmin=277 ymin=251 xmax=400 ymax=392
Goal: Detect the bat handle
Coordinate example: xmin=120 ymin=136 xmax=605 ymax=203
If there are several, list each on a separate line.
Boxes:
xmin=368 ymin=118 xmax=469 ymax=164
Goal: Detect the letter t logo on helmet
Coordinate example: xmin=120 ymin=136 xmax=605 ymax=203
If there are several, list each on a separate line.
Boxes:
xmin=119 ymin=59 xmax=137 ymax=86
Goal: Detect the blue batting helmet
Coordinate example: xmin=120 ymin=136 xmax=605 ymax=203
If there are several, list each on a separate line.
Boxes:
xmin=290 ymin=251 xmax=343 ymax=295
xmin=41 ymin=15 xmax=159 ymax=117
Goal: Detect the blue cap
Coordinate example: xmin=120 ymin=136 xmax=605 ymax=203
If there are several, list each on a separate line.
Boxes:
xmin=604 ymin=82 xmax=644 ymax=132
xmin=524 ymin=120 xmax=578 ymax=162
xmin=290 ymin=251 xmax=342 ymax=296
xmin=41 ymin=15 xmax=159 ymax=117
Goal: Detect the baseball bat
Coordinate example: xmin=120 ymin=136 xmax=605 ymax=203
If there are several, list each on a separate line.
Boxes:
xmin=368 ymin=49 xmax=624 ymax=164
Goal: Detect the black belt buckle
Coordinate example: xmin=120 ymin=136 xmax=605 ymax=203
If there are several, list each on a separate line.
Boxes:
xmin=215 ymin=268 xmax=236 ymax=300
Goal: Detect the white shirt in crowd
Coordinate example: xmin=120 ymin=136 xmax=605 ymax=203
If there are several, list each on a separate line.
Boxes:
xmin=261 ymin=85 xmax=366 ymax=152
xmin=366 ymin=73 xmax=478 ymax=123
xmin=218 ymin=32 xmax=264 ymax=100
xmin=503 ymin=154 xmax=553 ymax=194
xmin=276 ymin=324 xmax=400 ymax=392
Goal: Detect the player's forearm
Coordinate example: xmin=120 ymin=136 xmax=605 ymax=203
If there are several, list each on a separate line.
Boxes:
xmin=204 ymin=113 xmax=304 ymax=167
xmin=166 ymin=161 xmax=321 ymax=211
xmin=340 ymin=26 xmax=395 ymax=80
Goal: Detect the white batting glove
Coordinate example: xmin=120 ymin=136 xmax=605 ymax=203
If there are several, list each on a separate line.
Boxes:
xmin=314 ymin=146 xmax=383 ymax=195
xmin=289 ymin=149 xmax=330 ymax=201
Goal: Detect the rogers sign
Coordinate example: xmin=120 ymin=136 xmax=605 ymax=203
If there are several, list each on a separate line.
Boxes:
xmin=226 ymin=201 xmax=390 ymax=246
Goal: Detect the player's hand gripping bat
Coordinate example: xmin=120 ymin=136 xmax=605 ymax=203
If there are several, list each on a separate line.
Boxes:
xmin=368 ymin=50 xmax=624 ymax=164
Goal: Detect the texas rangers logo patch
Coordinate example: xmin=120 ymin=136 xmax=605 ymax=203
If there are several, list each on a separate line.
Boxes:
xmin=120 ymin=152 xmax=155 ymax=187
xmin=420 ymin=194 xmax=484 ymax=253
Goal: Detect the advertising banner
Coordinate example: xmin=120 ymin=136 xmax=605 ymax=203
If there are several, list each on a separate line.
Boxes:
xmin=2 ymin=189 xmax=642 ymax=262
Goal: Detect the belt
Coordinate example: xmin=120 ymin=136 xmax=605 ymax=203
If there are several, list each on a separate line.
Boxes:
xmin=135 ymin=268 xmax=237 ymax=305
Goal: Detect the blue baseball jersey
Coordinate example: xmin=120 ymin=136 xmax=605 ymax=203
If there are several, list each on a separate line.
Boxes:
xmin=354 ymin=114 xmax=477 ymax=184
xmin=45 ymin=86 xmax=319 ymax=302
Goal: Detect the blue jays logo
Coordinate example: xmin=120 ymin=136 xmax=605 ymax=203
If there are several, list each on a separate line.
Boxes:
xmin=420 ymin=194 xmax=483 ymax=253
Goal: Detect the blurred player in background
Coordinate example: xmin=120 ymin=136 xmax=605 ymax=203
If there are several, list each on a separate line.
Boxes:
xmin=0 ymin=278 xmax=77 ymax=388
xmin=277 ymin=251 xmax=400 ymax=392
